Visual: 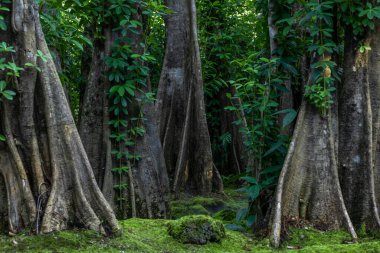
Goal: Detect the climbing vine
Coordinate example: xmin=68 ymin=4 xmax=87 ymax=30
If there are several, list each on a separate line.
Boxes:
xmin=214 ymin=0 xmax=380 ymax=228
xmin=0 ymin=2 xmax=22 ymax=141
xmin=37 ymin=0 xmax=168 ymax=215
xmin=277 ymin=0 xmax=380 ymax=114
xmin=102 ymin=0 xmax=166 ymax=211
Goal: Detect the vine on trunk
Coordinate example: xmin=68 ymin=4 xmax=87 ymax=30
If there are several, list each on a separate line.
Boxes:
xmin=0 ymin=3 xmax=28 ymax=140
xmin=270 ymin=0 xmax=380 ymax=248
xmin=101 ymin=0 xmax=167 ymax=212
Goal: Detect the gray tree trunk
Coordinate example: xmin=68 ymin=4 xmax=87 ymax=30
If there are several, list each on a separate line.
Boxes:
xmin=156 ymin=0 xmax=223 ymax=195
xmin=270 ymin=21 xmax=380 ymax=248
xmin=270 ymin=101 xmax=356 ymax=248
xmin=0 ymin=0 xmax=119 ymax=235
xmin=268 ymin=0 xmax=294 ymax=136
xmin=339 ymin=22 xmax=380 ymax=229
xmin=78 ymin=6 xmax=169 ymax=219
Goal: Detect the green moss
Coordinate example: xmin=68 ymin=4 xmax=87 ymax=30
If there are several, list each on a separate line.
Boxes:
xmin=282 ymin=227 xmax=380 ymax=253
xmin=170 ymin=196 xmax=225 ymax=219
xmin=356 ymin=223 xmax=380 ymax=239
xmin=169 ymin=193 xmax=240 ymax=219
xmin=167 ymin=215 xmax=226 ymax=245
xmin=0 ymin=230 xmax=103 ymax=253
xmin=285 ymin=227 xmax=352 ymax=247
xmin=213 ymin=209 xmax=236 ymax=223
xmin=2 ymin=220 xmax=380 ymax=252
xmin=0 ymin=219 xmax=252 ymax=253
xmin=171 ymin=203 xmax=210 ymax=219
xmin=192 ymin=197 xmax=225 ymax=209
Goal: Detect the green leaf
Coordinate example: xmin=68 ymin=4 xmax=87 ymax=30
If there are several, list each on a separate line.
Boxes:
xmin=263 ymin=141 xmax=283 ymax=157
xmin=0 ymin=80 xmax=6 ymax=91
xmin=246 ymin=215 xmax=256 ymax=227
xmin=117 ymin=86 xmax=125 ymax=97
xmin=2 ymin=90 xmax=16 ymax=100
xmin=247 ymin=185 xmax=261 ymax=201
xmin=282 ymin=109 xmax=298 ymax=127
xmin=241 ymin=176 xmax=258 ymax=185
xmin=224 ymin=106 xmax=237 ymax=111
xmin=260 ymin=165 xmax=282 ymax=176
xmin=236 ymin=208 xmax=248 ymax=222
xmin=72 ymin=40 xmax=83 ymax=51
xmin=126 ymin=87 xmax=135 ymax=96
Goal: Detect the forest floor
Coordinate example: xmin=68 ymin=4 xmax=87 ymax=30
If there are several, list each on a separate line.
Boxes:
xmin=1 ymin=218 xmax=380 ymax=252
xmin=1 ymin=191 xmax=380 ymax=252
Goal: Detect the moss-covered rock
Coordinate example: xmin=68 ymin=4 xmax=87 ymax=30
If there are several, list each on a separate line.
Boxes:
xmin=168 ymin=215 xmax=226 ymax=245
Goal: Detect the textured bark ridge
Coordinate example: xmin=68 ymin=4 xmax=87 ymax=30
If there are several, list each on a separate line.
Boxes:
xmin=270 ymin=102 xmax=357 ymax=248
xmin=271 ymin=22 xmax=380 ymax=248
xmin=339 ymin=24 xmax=380 ymax=228
xmin=268 ymin=0 xmax=294 ymax=137
xmin=369 ymin=21 xmax=380 ymax=218
xmin=79 ymin=8 xmax=169 ymax=218
xmin=156 ymin=0 xmax=223 ymax=194
xmin=0 ymin=1 xmax=119 ymax=235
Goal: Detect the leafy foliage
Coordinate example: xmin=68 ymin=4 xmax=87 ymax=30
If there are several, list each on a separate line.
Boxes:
xmin=0 ymin=2 xmax=19 ymax=141
xmin=198 ymin=0 xmax=288 ymax=227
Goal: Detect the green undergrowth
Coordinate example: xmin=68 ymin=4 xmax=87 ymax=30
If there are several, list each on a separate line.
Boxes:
xmin=170 ymin=189 xmax=248 ymax=221
xmin=0 ymin=219 xmax=380 ymax=252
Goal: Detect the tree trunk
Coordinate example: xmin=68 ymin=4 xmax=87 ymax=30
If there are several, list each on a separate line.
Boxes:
xmin=79 ymin=36 xmax=112 ymax=199
xmin=78 ymin=5 xmax=169 ymax=219
xmin=369 ymin=21 xmax=380 ymax=222
xmin=270 ymin=22 xmax=380 ymax=249
xmin=218 ymin=88 xmax=252 ymax=175
xmin=339 ymin=23 xmax=380 ymax=229
xmin=270 ymin=101 xmax=357 ymax=247
xmin=156 ymin=0 xmax=223 ymax=195
xmin=0 ymin=0 xmax=119 ymax=235
xmin=268 ymin=0 xmax=294 ymax=136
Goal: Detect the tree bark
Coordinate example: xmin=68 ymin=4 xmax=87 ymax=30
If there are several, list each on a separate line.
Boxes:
xmin=268 ymin=0 xmax=294 ymax=136
xmin=369 ymin=20 xmax=380 ymax=221
xmin=339 ymin=23 xmax=380 ymax=229
xmin=78 ymin=5 xmax=169 ymax=219
xmin=270 ymin=21 xmax=380 ymax=249
xmin=0 ymin=0 xmax=119 ymax=235
xmin=156 ymin=0 xmax=223 ymax=195
xmin=270 ymin=100 xmax=357 ymax=247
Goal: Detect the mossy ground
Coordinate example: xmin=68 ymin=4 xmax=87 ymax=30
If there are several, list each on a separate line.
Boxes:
xmin=0 ymin=219 xmax=250 ymax=253
xmin=170 ymin=190 xmax=247 ymax=220
xmin=1 ymin=192 xmax=380 ymax=252
xmin=1 ymin=219 xmax=380 ymax=252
